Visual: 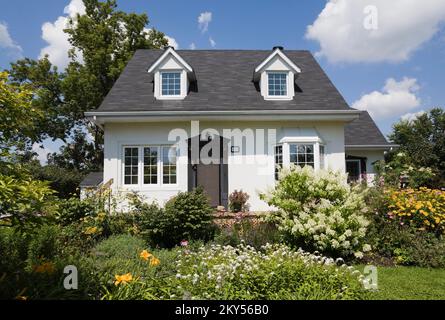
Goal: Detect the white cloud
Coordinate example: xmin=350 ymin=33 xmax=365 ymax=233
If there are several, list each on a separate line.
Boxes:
xmin=401 ymin=110 xmax=426 ymax=122
xmin=144 ymin=28 xmax=179 ymax=49
xmin=189 ymin=42 xmax=196 ymax=50
xmin=32 ymin=143 xmax=53 ymax=164
xmin=306 ymin=0 xmax=445 ymax=63
xmin=352 ymin=77 xmax=421 ymax=119
xmin=198 ymin=12 xmax=212 ymax=33
xmin=164 ymin=35 xmax=179 ymax=49
xmin=209 ymin=37 xmax=216 ymax=48
xmin=39 ymin=0 xmax=85 ymax=70
xmin=0 ymin=22 xmax=23 ymax=58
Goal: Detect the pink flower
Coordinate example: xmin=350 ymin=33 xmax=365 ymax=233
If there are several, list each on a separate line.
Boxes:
xmin=180 ymin=240 xmax=189 ymax=247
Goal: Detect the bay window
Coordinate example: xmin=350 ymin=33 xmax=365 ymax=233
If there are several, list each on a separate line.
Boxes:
xmin=274 ymin=145 xmax=283 ymax=180
xmin=274 ymin=141 xmax=326 ymax=179
xmin=289 ymin=144 xmax=314 ymax=168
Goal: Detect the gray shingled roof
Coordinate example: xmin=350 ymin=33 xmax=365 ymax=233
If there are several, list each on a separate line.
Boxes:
xmin=345 ymin=111 xmax=391 ymax=146
xmin=96 ymin=49 xmax=351 ymax=112
xmin=80 ymin=172 xmax=103 ymax=187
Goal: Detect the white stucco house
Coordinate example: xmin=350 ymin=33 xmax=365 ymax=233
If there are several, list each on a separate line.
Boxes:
xmin=83 ymin=46 xmax=395 ymax=211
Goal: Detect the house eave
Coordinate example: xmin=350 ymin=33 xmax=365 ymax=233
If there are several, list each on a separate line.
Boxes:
xmin=345 ymin=144 xmax=399 ymax=151
xmin=85 ymin=110 xmax=361 ymax=125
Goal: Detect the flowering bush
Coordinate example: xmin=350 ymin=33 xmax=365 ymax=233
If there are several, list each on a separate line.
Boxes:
xmin=374 ymin=152 xmax=435 ymax=188
xmin=261 ymin=166 xmax=370 ymax=258
xmin=102 ymin=241 xmax=368 ymax=300
xmin=385 ymin=187 xmax=445 ymax=235
xmin=172 ymin=243 xmax=367 ymax=300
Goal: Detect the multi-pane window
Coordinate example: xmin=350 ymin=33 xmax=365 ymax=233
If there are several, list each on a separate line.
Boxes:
xmin=123 ymin=146 xmax=177 ymax=186
xmin=161 ymin=72 xmax=181 ymax=96
xmin=162 ymin=146 xmax=177 ymax=184
xmin=319 ymin=145 xmax=325 ymax=169
xmin=274 ymin=145 xmax=283 ymax=180
xmin=268 ymin=72 xmax=287 ymax=96
xmin=289 ymin=144 xmax=314 ymax=168
xmin=124 ymin=147 xmax=139 ymax=185
xmin=143 ymin=147 xmax=158 ymax=184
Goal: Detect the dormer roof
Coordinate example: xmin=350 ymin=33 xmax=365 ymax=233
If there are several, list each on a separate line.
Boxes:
xmin=253 ymin=47 xmax=301 ymax=82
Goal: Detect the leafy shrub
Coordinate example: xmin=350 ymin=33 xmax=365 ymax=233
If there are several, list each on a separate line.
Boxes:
xmin=0 ymin=172 xmax=55 ymax=229
xmin=374 ymin=152 xmax=435 ymax=188
xmin=171 ymin=244 xmax=367 ymax=300
xmin=26 ymin=224 xmax=62 ymax=267
xmin=228 ymin=190 xmax=250 ymax=212
xmin=55 ymin=197 xmax=96 ymax=226
xmin=365 ymin=211 xmax=445 ymax=268
xmin=0 ymin=227 xmax=29 ymax=273
xmin=130 ymin=188 xmax=215 ymax=248
xmin=27 ymin=163 xmax=83 ymax=198
xmin=384 ymin=187 xmax=445 ymax=235
xmin=90 ymin=235 xmax=179 ymax=299
xmin=213 ymin=216 xmax=280 ymax=248
xmin=261 ymin=166 xmax=370 ymax=258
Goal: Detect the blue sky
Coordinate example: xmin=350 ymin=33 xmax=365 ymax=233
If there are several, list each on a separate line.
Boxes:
xmin=1 ymin=0 xmax=445 ymax=160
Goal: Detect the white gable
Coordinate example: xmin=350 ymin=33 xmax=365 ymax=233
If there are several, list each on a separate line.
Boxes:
xmin=254 ymin=48 xmax=301 ymax=101
xmin=148 ymin=48 xmax=194 ymax=100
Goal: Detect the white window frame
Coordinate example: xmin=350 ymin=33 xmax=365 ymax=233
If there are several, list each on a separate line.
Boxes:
xmin=121 ymin=145 xmax=178 ymax=189
xmin=160 ymin=71 xmax=182 ymax=98
xmin=142 ymin=146 xmax=160 ymax=186
xmin=122 ymin=146 xmax=141 ymax=186
xmin=266 ymin=71 xmax=290 ymax=100
xmin=278 ymin=141 xmax=324 ymax=171
xmin=274 ymin=144 xmax=284 ymax=181
xmin=161 ymin=145 xmax=178 ymax=185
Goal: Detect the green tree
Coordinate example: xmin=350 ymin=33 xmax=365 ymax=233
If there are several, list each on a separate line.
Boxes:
xmin=0 ymin=71 xmax=41 ymax=154
xmin=7 ymin=0 xmax=168 ymax=170
xmin=389 ymin=107 xmax=445 ymax=187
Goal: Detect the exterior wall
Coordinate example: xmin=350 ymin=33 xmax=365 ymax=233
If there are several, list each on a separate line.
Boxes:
xmin=104 ymin=120 xmax=346 ymax=212
xmin=345 ymin=149 xmax=386 ymax=184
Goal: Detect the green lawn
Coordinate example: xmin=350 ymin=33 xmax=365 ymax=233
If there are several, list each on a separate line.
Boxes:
xmin=365 ymin=266 xmax=445 ymax=300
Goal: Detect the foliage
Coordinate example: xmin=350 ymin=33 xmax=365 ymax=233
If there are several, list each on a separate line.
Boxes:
xmin=389 ymin=107 xmax=445 ymax=187
xmin=261 ymin=166 xmax=370 ymax=258
xmin=385 ymin=187 xmax=445 ymax=235
xmin=213 ymin=216 xmax=280 ymax=249
xmin=55 ymin=197 xmax=96 ymax=226
xmin=374 ymin=152 xmax=435 ymax=189
xmin=25 ymin=161 xmax=83 ymax=198
xmin=0 ymin=225 xmax=97 ymax=300
xmin=228 ymin=189 xmax=250 ymax=212
xmin=129 ymin=188 xmax=215 ymax=248
xmin=0 ymin=171 xmax=56 ymax=229
xmin=364 ymin=186 xmax=445 ymax=268
xmin=0 ymin=71 xmax=41 ymax=152
xmin=170 ymin=244 xmax=367 ymax=300
xmin=8 ymin=0 xmax=169 ymax=170
xmin=91 ymin=235 xmax=179 ymax=299
xmin=47 ymin=129 xmax=98 ymax=172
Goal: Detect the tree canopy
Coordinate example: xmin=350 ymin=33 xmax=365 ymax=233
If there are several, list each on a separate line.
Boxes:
xmin=7 ymin=0 xmax=168 ymax=171
xmin=389 ymin=107 xmax=445 ymax=187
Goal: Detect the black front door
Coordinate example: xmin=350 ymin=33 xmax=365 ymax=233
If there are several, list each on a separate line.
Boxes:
xmin=188 ymin=136 xmax=228 ymax=208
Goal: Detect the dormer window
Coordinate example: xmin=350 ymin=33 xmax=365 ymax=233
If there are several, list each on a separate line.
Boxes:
xmin=147 ymin=47 xmax=195 ymax=101
xmin=268 ymin=72 xmax=288 ymax=96
xmin=253 ymin=46 xmax=301 ymax=101
xmin=161 ymin=72 xmax=181 ymax=96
